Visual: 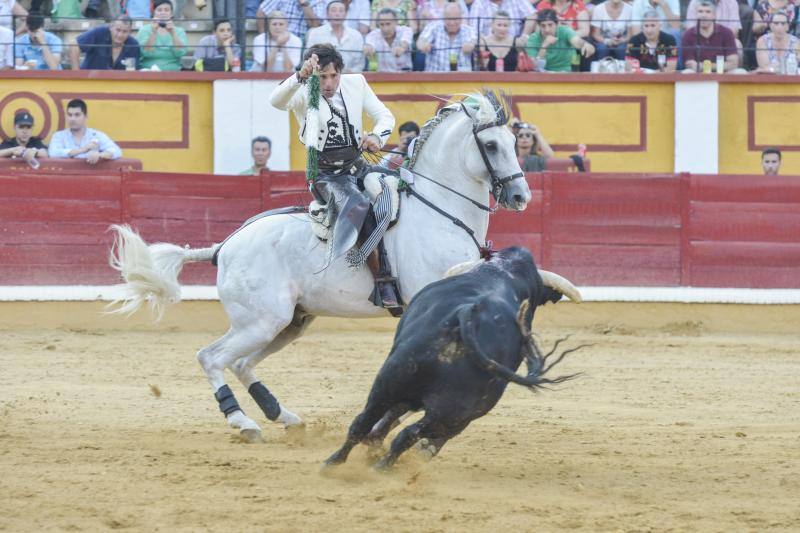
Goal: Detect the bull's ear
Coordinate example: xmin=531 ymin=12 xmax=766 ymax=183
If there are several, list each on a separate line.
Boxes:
xmin=532 ymin=286 xmax=563 ymax=307
xmin=543 ymin=287 xmax=564 ymax=305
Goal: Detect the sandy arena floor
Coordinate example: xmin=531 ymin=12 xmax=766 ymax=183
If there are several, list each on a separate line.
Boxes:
xmin=0 ymin=301 xmax=798 ymax=532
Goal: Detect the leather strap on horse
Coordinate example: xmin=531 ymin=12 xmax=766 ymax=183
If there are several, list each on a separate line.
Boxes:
xmin=401 ymin=184 xmax=493 ymax=258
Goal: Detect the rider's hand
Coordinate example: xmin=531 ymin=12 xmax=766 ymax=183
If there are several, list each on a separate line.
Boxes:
xmin=541 ymin=35 xmax=558 ymax=48
xmin=360 ymin=134 xmax=381 ymax=153
xmin=21 ymin=148 xmax=36 ymax=162
xmin=86 ymin=150 xmax=101 ymax=165
xmin=297 ymin=53 xmax=319 ymax=82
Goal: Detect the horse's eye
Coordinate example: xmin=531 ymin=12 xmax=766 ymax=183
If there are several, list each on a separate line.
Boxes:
xmin=485 ymin=141 xmax=497 ymax=151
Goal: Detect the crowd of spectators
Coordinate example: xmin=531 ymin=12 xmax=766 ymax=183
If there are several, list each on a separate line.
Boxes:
xmin=0 ymin=0 xmax=799 ymax=73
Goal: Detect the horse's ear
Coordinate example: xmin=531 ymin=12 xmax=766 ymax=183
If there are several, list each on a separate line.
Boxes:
xmin=461 ymin=103 xmax=478 ymax=123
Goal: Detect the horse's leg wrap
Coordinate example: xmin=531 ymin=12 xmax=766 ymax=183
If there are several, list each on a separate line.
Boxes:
xmin=248 ymin=381 xmax=281 ymax=421
xmin=214 ymin=384 xmax=242 ymax=417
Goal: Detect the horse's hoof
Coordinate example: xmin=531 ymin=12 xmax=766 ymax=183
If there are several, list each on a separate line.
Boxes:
xmin=240 ymin=428 xmax=264 ymax=443
xmin=277 ymin=406 xmax=303 ymax=427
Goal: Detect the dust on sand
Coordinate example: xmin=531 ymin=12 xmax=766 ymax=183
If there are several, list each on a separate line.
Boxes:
xmin=0 ymin=302 xmax=798 ymax=532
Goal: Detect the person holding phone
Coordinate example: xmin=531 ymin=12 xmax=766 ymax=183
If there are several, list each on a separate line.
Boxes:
xmin=136 ymin=0 xmax=187 ymax=70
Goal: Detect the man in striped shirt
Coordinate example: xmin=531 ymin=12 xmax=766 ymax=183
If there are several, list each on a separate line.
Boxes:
xmin=417 ymin=2 xmax=477 ymax=71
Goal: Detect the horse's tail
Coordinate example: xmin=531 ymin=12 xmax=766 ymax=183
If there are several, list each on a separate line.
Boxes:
xmin=107 ymin=224 xmax=216 ymax=321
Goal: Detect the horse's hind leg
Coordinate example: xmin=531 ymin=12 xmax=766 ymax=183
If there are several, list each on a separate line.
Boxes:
xmin=229 ymin=309 xmax=316 ymax=428
xmin=197 ymin=314 xmax=293 ymax=441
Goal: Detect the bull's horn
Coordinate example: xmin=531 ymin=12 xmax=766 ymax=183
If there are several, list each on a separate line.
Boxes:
xmin=444 ymin=260 xmax=480 ymax=278
xmin=539 ymin=270 xmax=583 ymax=303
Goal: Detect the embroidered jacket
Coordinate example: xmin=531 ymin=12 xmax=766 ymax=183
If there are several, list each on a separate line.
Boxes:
xmin=269 ymin=72 xmax=395 ymax=152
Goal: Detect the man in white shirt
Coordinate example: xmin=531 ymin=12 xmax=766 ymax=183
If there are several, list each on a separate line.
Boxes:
xmin=49 ymin=99 xmax=122 ymax=164
xmin=365 ymin=8 xmax=413 ymax=71
xmin=305 ymin=0 xmax=365 ymax=72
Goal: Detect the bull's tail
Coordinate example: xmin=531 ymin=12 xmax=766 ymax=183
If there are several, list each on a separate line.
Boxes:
xmin=458 ymin=301 xmax=584 ymax=391
xmin=106 ymin=224 xmax=216 ymax=321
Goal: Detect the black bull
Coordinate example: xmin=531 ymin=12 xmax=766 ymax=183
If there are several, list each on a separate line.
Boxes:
xmin=325 ymin=246 xmax=583 ymax=470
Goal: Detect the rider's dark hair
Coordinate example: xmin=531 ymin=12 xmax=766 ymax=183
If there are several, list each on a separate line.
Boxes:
xmin=304 ymin=43 xmax=344 ymax=72
xmin=537 ymin=8 xmax=559 ymax=24
xmin=762 ymin=147 xmax=781 ymax=160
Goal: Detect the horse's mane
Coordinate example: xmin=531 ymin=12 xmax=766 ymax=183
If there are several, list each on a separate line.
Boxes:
xmin=409 ymin=90 xmax=512 ymax=170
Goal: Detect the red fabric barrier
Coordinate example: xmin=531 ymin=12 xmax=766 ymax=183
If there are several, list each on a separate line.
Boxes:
xmin=1 ymin=169 xmax=799 ymax=288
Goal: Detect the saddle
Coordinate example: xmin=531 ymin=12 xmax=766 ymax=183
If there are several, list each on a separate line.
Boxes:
xmin=308 ymin=170 xmax=401 ymax=242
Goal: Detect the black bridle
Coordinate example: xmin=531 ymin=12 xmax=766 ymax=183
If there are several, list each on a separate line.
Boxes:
xmin=370 ymin=102 xmax=525 ymax=257
xmin=460 ymin=101 xmax=526 ymax=203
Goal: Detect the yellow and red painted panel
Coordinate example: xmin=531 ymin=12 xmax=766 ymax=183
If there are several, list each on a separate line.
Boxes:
xmin=0 ymin=75 xmax=212 ymax=172
xmin=287 ymin=79 xmax=674 ymax=173
xmin=719 ymin=82 xmax=800 ymax=175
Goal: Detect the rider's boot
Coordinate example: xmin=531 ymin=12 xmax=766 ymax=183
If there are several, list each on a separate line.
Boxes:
xmin=367 ymin=242 xmax=402 ymax=315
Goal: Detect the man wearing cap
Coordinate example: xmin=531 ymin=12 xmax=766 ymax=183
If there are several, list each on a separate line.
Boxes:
xmin=0 ymin=111 xmax=48 ymax=162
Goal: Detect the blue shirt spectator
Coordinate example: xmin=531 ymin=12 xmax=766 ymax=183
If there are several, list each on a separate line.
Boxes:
xmin=50 ymin=128 xmax=122 ymax=160
xmin=49 ymin=99 xmax=122 ymax=163
xmin=73 ymin=20 xmax=140 ymax=70
xmin=15 ymin=13 xmax=62 ymax=70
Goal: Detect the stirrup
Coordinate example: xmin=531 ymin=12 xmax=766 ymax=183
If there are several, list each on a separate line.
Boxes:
xmin=370 ymin=277 xmax=403 ymax=317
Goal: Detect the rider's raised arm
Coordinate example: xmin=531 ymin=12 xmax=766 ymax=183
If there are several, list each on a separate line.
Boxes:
xmin=269 ymin=72 xmax=307 ymax=112
xmin=360 ymin=75 xmax=395 ymax=148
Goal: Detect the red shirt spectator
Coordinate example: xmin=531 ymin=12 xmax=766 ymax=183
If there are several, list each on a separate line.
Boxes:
xmin=682 ymin=24 xmax=736 ymax=65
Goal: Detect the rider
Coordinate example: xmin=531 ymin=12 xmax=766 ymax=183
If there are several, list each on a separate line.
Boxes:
xmin=269 ymin=43 xmax=400 ymax=311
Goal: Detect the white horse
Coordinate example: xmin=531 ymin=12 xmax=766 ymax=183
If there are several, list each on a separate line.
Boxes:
xmin=109 ymin=92 xmax=577 ymax=441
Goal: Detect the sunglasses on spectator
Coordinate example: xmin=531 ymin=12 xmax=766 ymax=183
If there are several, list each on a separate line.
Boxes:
xmin=517 ymin=132 xmax=534 ymax=138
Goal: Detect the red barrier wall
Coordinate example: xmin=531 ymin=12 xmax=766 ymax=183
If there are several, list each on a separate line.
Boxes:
xmin=1 ymin=169 xmax=799 ymax=288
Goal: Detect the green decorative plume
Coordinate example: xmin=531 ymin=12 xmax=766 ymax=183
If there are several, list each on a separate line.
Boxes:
xmin=306 ymin=72 xmax=320 ymax=183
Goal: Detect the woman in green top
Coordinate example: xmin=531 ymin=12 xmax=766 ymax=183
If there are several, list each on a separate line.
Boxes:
xmin=137 ymin=0 xmax=188 ymax=71
xmin=526 ymin=8 xmax=594 ymax=72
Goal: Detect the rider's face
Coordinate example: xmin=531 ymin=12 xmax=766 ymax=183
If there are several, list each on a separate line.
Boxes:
xmin=319 ymin=63 xmax=341 ymax=99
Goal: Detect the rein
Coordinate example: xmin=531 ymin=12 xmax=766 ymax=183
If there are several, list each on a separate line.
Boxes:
xmin=371 ymin=96 xmax=524 ymax=259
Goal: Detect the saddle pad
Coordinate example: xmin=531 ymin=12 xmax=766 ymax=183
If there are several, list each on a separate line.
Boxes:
xmin=308 ymin=172 xmax=400 ymax=242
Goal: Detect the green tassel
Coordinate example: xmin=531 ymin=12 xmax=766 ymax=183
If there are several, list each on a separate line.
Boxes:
xmin=306 ymin=72 xmax=320 ymax=183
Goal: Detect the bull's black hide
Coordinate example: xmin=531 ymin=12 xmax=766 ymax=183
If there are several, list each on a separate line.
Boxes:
xmin=325 ymin=246 xmax=577 ymax=470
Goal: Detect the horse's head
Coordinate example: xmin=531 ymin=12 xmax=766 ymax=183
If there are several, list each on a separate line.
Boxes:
xmin=459 ymin=91 xmax=531 ymax=211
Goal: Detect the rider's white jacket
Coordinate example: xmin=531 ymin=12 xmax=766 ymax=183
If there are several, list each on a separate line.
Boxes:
xmin=269 ymin=72 xmax=395 ymax=152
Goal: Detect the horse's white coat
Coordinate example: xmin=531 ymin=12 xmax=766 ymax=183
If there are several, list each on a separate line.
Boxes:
xmin=109 ymin=96 xmax=531 ymax=437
